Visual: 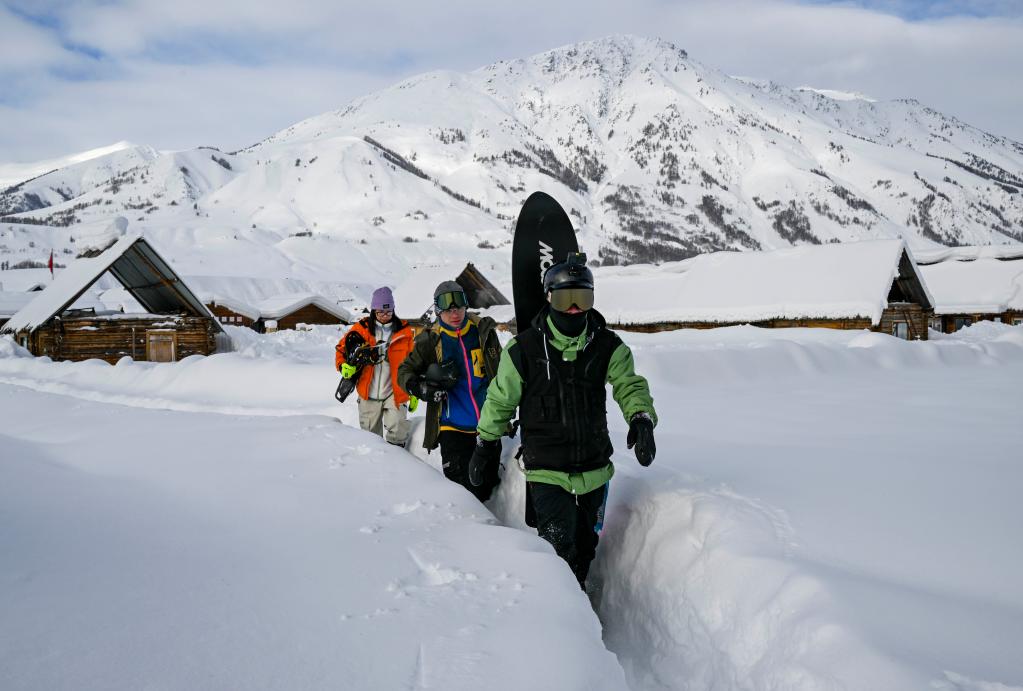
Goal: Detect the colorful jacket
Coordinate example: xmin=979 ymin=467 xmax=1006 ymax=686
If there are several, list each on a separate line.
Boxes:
xmin=335 ymin=316 xmax=414 ymax=406
xmin=397 ymin=314 xmax=502 ymax=450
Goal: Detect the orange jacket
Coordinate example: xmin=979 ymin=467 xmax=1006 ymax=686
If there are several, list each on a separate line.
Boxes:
xmin=335 ymin=316 xmax=414 ymax=405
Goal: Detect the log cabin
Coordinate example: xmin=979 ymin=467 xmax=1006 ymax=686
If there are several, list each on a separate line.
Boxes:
xmin=1 ymin=235 xmax=221 ymax=363
xmin=916 ymin=254 xmax=1023 ymax=332
xmin=204 ymin=294 xmax=351 ymax=332
xmin=595 ymin=239 xmax=934 ymax=340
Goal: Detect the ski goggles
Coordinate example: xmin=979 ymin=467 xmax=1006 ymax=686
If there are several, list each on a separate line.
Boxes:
xmin=549 ymin=287 xmax=594 ymax=312
xmin=434 ymin=290 xmax=468 ymax=311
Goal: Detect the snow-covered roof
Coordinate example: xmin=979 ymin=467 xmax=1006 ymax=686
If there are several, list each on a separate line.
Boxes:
xmin=1 ymin=234 xmax=221 ymax=334
xmin=596 ymin=240 xmax=929 ymax=326
xmin=205 ymin=292 xmax=353 ymax=322
xmin=919 ymin=257 xmax=1023 ymax=314
xmin=0 ymin=291 xmax=36 ymax=318
xmin=205 ymin=295 xmax=261 ymax=321
xmin=255 ymin=293 xmax=353 ymax=322
xmin=913 ymin=245 xmax=1023 ymax=265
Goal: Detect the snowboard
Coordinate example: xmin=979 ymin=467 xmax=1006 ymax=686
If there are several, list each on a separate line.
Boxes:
xmin=511 ymin=192 xmax=578 ymax=332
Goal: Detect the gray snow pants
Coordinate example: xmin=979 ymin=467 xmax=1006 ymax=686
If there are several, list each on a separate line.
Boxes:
xmin=357 ymin=394 xmax=411 ymax=446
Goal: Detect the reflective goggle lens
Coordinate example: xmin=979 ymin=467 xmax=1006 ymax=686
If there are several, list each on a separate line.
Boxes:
xmin=549 ymin=287 xmax=594 ymax=312
xmin=435 ymin=291 xmax=468 ymax=310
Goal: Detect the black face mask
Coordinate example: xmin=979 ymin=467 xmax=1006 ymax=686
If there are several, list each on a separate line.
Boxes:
xmin=549 ymin=306 xmax=587 ymax=337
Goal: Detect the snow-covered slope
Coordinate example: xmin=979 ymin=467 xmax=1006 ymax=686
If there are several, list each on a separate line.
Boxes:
xmin=2 ymin=35 xmax=1021 ymax=288
xmin=0 ymin=141 xmax=144 ymax=190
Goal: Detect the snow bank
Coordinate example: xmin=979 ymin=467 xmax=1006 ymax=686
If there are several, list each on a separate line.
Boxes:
xmin=0 ymin=386 xmax=625 ymax=690
xmin=586 ymin=326 xmax=1023 ymax=690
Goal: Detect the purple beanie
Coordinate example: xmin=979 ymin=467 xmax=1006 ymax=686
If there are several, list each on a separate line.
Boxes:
xmin=371 ymin=286 xmax=395 ymax=311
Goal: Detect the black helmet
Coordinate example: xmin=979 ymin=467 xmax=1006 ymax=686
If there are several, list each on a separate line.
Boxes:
xmin=542 ymin=252 xmax=593 ymax=293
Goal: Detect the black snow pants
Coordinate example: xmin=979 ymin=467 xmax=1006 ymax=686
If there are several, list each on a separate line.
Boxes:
xmin=439 ymin=431 xmax=499 ymax=502
xmin=528 ymin=481 xmax=608 ymax=587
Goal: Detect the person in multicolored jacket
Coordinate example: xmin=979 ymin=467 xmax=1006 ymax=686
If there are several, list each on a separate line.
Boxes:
xmin=469 ymin=253 xmax=657 ymax=588
xmin=397 ymin=281 xmax=503 ymax=501
xmin=335 ymin=286 xmax=416 ymax=447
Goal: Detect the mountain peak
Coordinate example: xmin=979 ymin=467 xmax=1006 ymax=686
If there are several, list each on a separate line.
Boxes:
xmin=2 ymin=36 xmax=1021 ymax=280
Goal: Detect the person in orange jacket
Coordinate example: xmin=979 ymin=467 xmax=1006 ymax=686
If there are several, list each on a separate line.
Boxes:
xmin=335 ymin=287 xmax=417 ymax=446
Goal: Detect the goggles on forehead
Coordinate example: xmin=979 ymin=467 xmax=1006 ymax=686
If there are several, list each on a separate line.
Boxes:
xmin=549 ymin=287 xmax=594 ymax=312
xmin=435 ymin=290 xmax=468 ymax=311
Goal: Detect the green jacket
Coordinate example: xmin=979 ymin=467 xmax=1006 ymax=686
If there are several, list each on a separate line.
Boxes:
xmin=397 ymin=313 xmax=502 ymax=451
xmin=477 ymin=310 xmax=657 ymax=495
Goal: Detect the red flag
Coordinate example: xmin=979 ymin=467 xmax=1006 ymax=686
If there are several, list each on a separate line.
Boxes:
xmin=48 ymin=249 xmax=54 ymax=277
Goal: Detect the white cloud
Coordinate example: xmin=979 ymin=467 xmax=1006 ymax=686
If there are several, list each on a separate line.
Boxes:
xmin=0 ymin=4 xmax=71 ymax=71
xmin=1 ymin=0 xmax=1021 ymax=162
xmin=1 ymin=61 xmax=387 ymax=157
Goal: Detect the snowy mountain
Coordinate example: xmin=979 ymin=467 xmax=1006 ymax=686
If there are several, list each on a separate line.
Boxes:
xmin=0 ymin=141 xmax=146 ymax=190
xmin=2 ymin=35 xmax=1022 ymax=286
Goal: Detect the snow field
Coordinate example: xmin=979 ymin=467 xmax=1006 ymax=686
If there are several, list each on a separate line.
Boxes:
xmin=3 ymin=321 xmax=1023 ymax=690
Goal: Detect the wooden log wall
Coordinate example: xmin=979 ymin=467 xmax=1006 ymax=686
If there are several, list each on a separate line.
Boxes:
xmin=879 ymin=303 xmax=929 ymax=340
xmin=276 ymin=304 xmax=344 ymax=330
xmin=30 ymin=315 xmax=216 ymax=363
xmin=206 ymin=303 xmax=256 ymax=329
xmin=938 ymin=310 xmax=1022 ymax=333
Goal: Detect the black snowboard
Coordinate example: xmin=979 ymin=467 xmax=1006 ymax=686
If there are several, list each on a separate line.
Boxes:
xmin=511 ymin=192 xmax=578 ymax=332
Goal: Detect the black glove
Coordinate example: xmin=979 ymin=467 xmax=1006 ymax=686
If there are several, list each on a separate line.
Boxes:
xmin=405 ymin=376 xmax=447 ymax=403
xmin=627 ymin=412 xmax=656 ymax=467
xmin=468 ymin=437 xmax=501 ymax=487
xmin=424 ymin=361 xmax=459 ymax=391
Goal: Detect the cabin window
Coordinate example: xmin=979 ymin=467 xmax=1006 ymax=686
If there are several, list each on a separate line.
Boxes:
xmin=928 ymin=317 xmax=942 ymax=331
xmin=892 ymin=321 xmax=909 ymax=340
xmin=953 ymin=317 xmax=972 ymax=331
xmin=1014 ymin=318 xmax=1022 ymax=326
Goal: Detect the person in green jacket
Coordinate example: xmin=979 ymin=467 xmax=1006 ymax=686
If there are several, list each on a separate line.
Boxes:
xmin=469 ymin=252 xmax=656 ymax=587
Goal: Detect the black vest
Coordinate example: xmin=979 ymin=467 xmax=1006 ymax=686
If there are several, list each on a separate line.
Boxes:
xmin=512 ymin=311 xmax=621 ymax=473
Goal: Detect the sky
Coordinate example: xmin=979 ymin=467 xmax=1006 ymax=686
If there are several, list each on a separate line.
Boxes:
xmin=1 ymin=0 xmax=1022 ymax=163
